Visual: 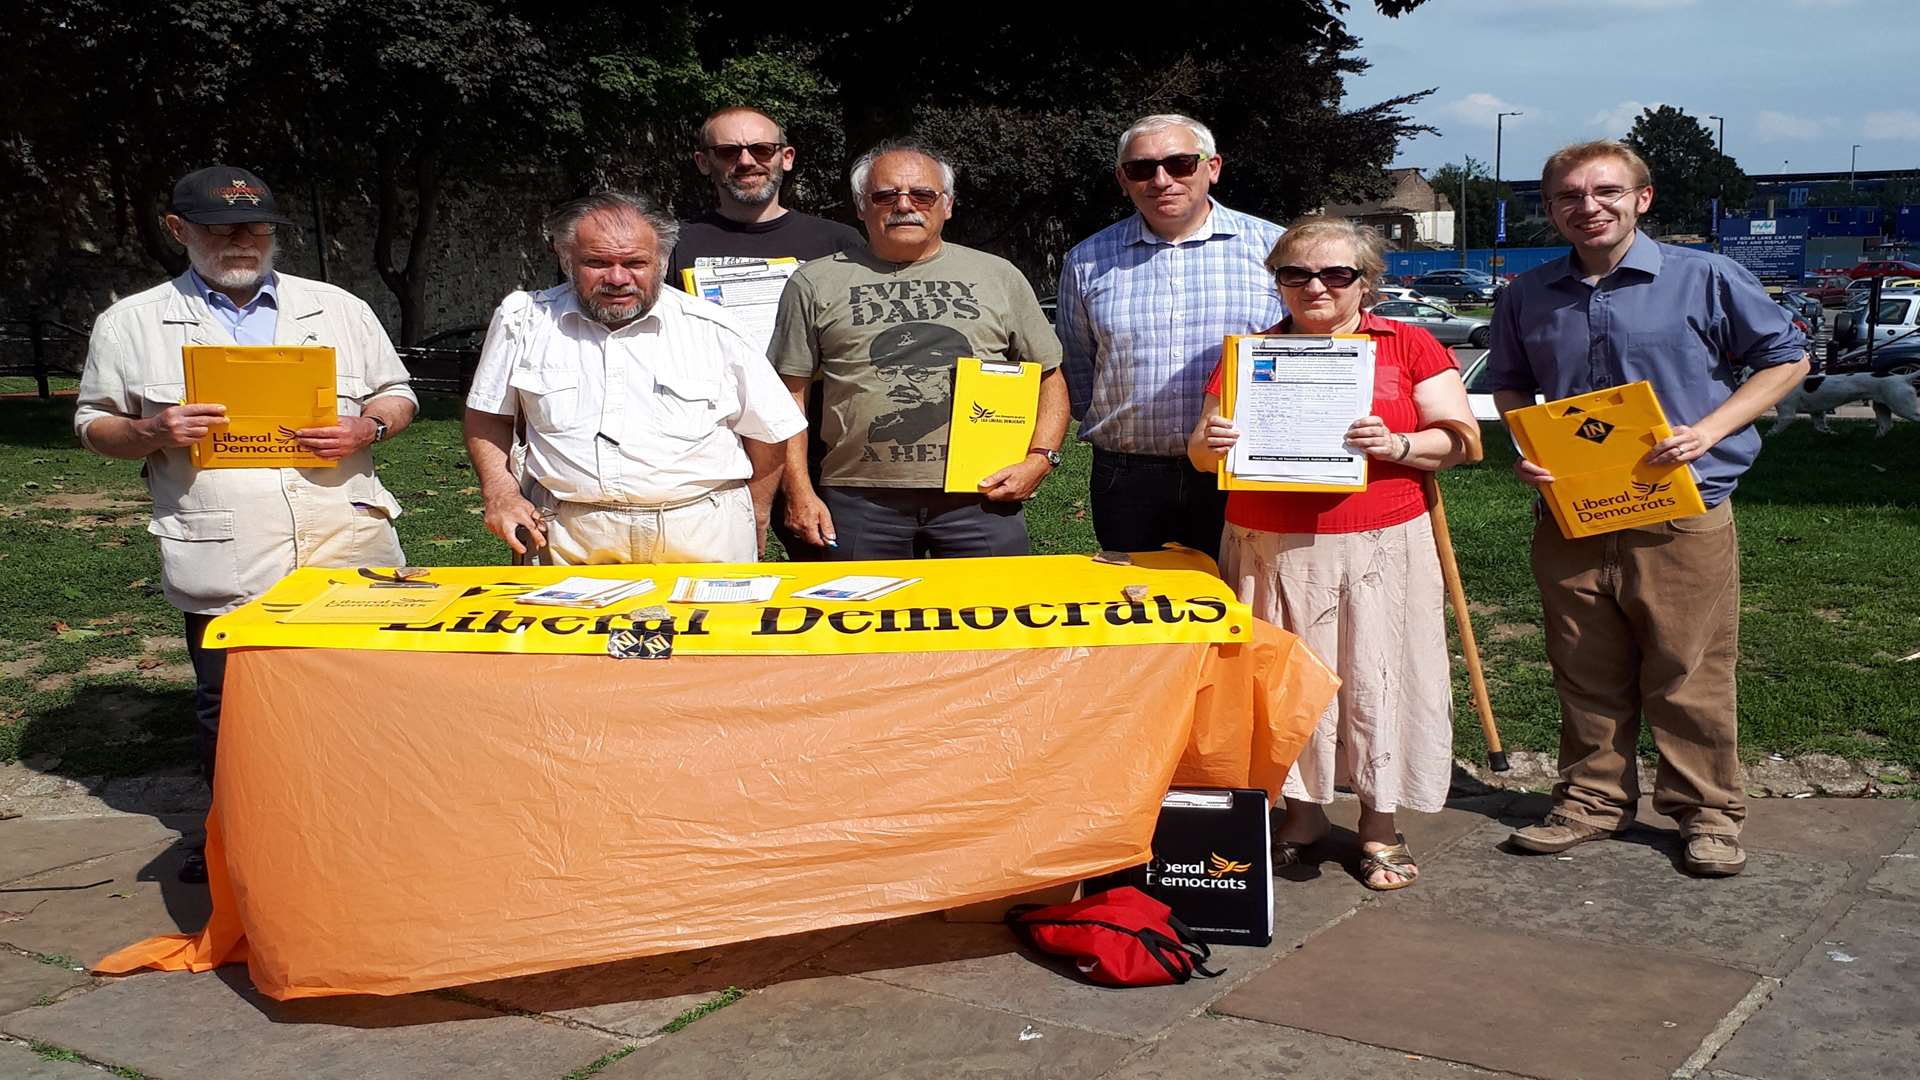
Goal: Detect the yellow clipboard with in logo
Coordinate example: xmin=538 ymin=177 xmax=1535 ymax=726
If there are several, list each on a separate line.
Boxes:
xmin=1504 ymin=381 xmax=1706 ymax=539
xmin=943 ymin=357 xmax=1039 ymax=492
xmin=183 ymin=345 xmax=337 ymax=469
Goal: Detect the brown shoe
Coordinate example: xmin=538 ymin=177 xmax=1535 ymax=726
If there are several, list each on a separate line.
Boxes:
xmin=1508 ymin=813 xmax=1619 ymax=854
xmin=1682 ymin=835 xmax=1747 ymax=877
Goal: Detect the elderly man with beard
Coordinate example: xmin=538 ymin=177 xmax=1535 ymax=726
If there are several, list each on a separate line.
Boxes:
xmin=770 ymin=142 xmax=1067 ymax=559
xmin=75 ymin=165 xmax=417 ymax=881
xmin=465 ymin=191 xmax=805 ymax=565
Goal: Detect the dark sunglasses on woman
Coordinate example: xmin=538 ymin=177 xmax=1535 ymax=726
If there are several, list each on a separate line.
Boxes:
xmin=1272 ymin=265 xmax=1361 ymax=289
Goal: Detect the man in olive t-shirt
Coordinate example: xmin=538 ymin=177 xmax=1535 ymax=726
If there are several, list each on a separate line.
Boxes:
xmin=768 ymin=142 xmax=1068 ymax=559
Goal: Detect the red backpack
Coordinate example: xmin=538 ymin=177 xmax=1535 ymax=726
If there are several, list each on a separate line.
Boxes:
xmin=1006 ymin=887 xmax=1223 ymax=987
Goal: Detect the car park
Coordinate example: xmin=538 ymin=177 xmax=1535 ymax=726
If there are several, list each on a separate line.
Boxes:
xmin=1831 ymin=293 xmax=1920 ymax=350
xmin=1800 ymin=272 xmax=1850 ymax=305
xmin=1374 ymin=284 xmax=1446 ymax=307
xmin=1409 ymin=271 xmax=1497 ymax=305
xmin=1845 ymin=259 xmax=1920 ymax=279
xmin=1371 ymin=299 xmax=1490 ymax=347
xmin=1769 ymin=287 xmax=1823 ymax=333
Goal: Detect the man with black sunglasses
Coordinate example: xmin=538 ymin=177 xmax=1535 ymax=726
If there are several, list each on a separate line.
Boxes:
xmin=667 ymin=106 xmax=861 ymax=559
xmin=1058 ymin=114 xmax=1285 ymax=562
xmin=74 ymin=165 xmax=417 ymax=882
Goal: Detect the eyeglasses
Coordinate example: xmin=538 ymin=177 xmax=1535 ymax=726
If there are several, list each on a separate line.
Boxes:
xmin=703 ymin=142 xmax=784 ymax=163
xmin=1549 ymin=185 xmax=1642 ymax=212
xmin=867 ymin=187 xmax=944 ymax=209
xmin=1119 ymin=154 xmax=1206 ymax=183
xmin=200 ymin=222 xmax=277 ymax=237
xmin=1273 ymin=265 xmax=1362 ymax=289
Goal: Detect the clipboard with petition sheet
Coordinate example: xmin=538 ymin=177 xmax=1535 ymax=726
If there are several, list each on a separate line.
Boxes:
xmin=182 ymin=345 xmax=337 ymax=469
xmin=1217 ymin=334 xmax=1373 ymax=492
xmin=1504 ymin=380 xmax=1706 ymax=539
xmin=943 ymin=357 xmax=1040 ymax=492
xmin=681 ymin=258 xmax=799 ymax=351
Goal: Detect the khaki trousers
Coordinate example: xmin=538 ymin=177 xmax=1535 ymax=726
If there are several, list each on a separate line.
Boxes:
xmin=526 ymin=483 xmax=757 ymax=566
xmin=1531 ymin=498 xmax=1744 ymax=837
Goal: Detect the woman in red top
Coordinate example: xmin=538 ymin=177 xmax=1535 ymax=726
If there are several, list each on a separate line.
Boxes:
xmin=1187 ymin=217 xmax=1479 ymax=890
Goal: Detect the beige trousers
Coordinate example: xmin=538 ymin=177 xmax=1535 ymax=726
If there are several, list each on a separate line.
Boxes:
xmin=527 ymin=483 xmax=757 ymax=566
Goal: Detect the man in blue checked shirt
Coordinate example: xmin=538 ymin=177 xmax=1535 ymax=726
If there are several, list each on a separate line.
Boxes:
xmin=1057 ymin=113 xmax=1285 ymax=562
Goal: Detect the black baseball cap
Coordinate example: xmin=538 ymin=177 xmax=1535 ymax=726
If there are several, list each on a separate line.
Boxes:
xmin=170 ymin=165 xmax=294 ymax=226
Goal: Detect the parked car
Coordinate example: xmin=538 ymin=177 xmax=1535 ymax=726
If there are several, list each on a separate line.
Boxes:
xmin=1829 ymin=333 xmax=1920 ymax=375
xmin=1409 ymin=271 xmax=1497 ymax=305
xmin=1459 ymin=354 xmax=1542 ymax=422
xmin=1374 ymin=284 xmax=1447 ymax=307
xmin=1769 ymin=288 xmax=1823 ymax=333
xmin=1831 ymin=294 xmax=1920 ymax=350
xmin=396 ymin=324 xmax=488 ymax=392
xmin=1842 ymin=277 xmax=1918 ymax=307
xmin=1799 ymin=272 xmax=1850 ymax=305
xmin=1845 ymin=259 xmax=1920 ymax=280
xmin=1371 ymin=299 xmax=1491 ymax=347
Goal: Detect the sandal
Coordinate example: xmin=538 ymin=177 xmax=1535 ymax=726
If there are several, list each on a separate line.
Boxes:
xmin=1273 ymin=835 xmax=1326 ymax=869
xmin=1359 ymin=841 xmax=1420 ymax=891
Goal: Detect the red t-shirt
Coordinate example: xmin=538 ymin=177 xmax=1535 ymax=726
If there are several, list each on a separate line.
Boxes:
xmin=1204 ymin=312 xmax=1459 ymax=535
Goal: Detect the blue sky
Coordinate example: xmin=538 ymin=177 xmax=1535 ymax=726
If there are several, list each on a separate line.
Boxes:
xmin=1339 ymin=0 xmax=1920 ymax=183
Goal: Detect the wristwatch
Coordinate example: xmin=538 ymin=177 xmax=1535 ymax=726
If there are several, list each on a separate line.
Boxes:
xmin=370 ymin=417 xmax=389 ymax=443
xmin=1029 ymin=446 xmax=1063 ymax=467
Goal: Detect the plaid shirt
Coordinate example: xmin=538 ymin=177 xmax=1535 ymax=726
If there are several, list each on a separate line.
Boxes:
xmin=1058 ymin=200 xmax=1286 ymax=456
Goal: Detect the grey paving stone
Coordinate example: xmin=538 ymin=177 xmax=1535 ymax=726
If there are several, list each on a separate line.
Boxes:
xmin=1867 ymin=829 xmax=1920 ymax=902
xmin=0 ymin=842 xmax=210 ymax=965
xmin=1390 ymin=819 xmax=1851 ymax=971
xmin=1214 ymin=908 xmax=1760 ymax=1080
xmin=1277 ymin=796 xmax=1514 ymax=886
xmin=0 ymin=1040 xmax=112 ymax=1080
xmin=809 ymin=867 xmax=1360 ymax=1041
xmin=455 ymin=923 xmax=869 ymax=1037
xmin=1 ymin=968 xmax=618 ymax=1080
xmin=1657 ymin=797 xmax=1918 ymax=862
xmin=1709 ymin=897 xmax=1920 ymax=1080
xmin=0 ymin=952 xmax=91 ymax=1015
xmin=600 ymin=973 xmax=1135 ymax=1080
xmin=0 ymin=814 xmax=195 ymax=884
xmin=1106 ymin=1014 xmax=1525 ymax=1079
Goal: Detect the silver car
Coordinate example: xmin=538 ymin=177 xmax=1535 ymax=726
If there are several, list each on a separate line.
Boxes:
xmin=1371 ymin=299 xmax=1492 ymax=348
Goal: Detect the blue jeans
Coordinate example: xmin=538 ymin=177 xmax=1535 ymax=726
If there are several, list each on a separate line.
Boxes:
xmin=1088 ymin=448 xmax=1228 ymax=562
xmin=818 ymin=486 xmax=1030 ymax=560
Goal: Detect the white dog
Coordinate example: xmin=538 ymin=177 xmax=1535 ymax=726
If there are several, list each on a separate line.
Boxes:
xmin=1769 ymin=370 xmax=1920 ymax=436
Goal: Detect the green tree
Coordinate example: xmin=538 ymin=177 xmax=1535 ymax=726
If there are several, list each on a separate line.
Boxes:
xmin=1621 ymin=105 xmax=1751 ymax=236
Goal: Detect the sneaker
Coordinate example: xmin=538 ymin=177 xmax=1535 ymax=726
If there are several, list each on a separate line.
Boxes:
xmin=1508 ymin=813 xmax=1619 ymax=854
xmin=1682 ymin=834 xmax=1747 ymax=877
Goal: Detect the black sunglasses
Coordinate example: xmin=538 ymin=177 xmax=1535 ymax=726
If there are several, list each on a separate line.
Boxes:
xmin=1273 ymin=265 xmax=1362 ymax=289
xmin=1119 ymin=154 xmax=1206 ymax=183
xmin=868 ymin=187 xmax=944 ymax=210
xmin=703 ymin=142 xmax=784 ymax=163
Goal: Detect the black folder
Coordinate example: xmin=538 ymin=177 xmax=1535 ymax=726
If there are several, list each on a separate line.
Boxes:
xmin=1086 ymin=788 xmax=1273 ymax=946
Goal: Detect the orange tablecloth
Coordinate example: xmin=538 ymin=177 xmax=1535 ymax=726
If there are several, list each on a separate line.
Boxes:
xmin=99 ymin=624 xmax=1333 ymax=999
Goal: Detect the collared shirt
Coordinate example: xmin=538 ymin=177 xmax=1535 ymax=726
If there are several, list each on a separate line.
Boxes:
xmin=1057 ymin=199 xmax=1286 ymax=456
xmin=1485 ymin=231 xmax=1805 ymax=506
xmin=187 ymin=268 xmax=280 ymax=345
xmin=467 ymin=284 xmax=805 ymax=506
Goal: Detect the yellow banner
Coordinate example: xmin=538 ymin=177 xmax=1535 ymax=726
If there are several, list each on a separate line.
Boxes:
xmin=204 ymin=551 xmax=1250 ymax=657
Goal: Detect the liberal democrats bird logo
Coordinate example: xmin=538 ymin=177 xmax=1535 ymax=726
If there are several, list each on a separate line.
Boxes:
xmin=968 ymin=402 xmax=996 ymax=423
xmin=1630 ymin=480 xmax=1673 ymax=499
xmin=1208 ymin=853 xmax=1253 ymax=878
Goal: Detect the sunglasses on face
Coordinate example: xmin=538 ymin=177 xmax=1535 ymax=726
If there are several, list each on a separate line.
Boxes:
xmin=200 ymin=222 xmax=277 ymax=237
xmin=867 ymin=187 xmax=944 ymax=210
xmin=1273 ymin=265 xmax=1361 ymax=289
xmin=703 ymin=142 xmax=784 ymax=163
xmin=1119 ymin=154 xmax=1206 ymax=183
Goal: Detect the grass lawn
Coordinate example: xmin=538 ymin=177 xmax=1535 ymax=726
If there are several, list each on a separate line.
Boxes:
xmin=2 ymin=393 xmax=1915 ymax=779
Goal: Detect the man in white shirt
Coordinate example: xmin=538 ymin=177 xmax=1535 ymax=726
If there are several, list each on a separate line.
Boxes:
xmin=464 ymin=191 xmax=806 ymax=564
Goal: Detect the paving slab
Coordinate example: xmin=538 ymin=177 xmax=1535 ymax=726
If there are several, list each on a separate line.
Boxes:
xmin=1 ymin=969 xmax=618 ymax=1080
xmin=1214 ymin=908 xmax=1759 ymax=1080
xmin=809 ymin=864 xmax=1361 ymax=1042
xmin=1390 ymin=819 xmax=1852 ymax=971
xmin=1867 ymin=829 xmax=1920 ymax=902
xmin=0 ymin=1040 xmax=111 ymax=1080
xmin=0 ymin=842 xmax=210 ymax=964
xmin=0 ymin=953 xmax=91 ymax=1015
xmin=0 ymin=814 xmax=196 ymax=884
xmin=1280 ymin=795 xmax=1514 ymax=885
xmin=1655 ymin=797 xmax=1917 ymax=862
xmin=600 ymin=973 xmax=1135 ymax=1080
xmin=455 ymin=923 xmax=869 ymax=1038
xmin=1105 ymin=1014 xmax=1526 ymax=1079
xmin=1709 ymin=896 xmax=1920 ymax=1080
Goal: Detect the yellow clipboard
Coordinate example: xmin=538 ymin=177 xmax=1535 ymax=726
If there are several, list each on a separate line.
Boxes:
xmin=943 ymin=357 xmax=1040 ymax=492
xmin=1504 ymin=381 xmax=1707 ymax=539
xmin=183 ymin=345 xmax=337 ymax=469
xmin=1217 ymin=334 xmax=1370 ymax=492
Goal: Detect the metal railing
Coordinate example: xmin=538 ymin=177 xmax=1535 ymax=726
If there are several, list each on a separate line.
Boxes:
xmin=0 ymin=317 xmax=89 ymax=398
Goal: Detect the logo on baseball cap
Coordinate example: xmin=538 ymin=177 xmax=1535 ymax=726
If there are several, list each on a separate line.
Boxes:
xmin=171 ymin=165 xmax=294 ymax=226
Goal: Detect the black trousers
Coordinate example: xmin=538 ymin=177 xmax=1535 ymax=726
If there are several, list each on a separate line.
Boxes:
xmin=817 ymin=486 xmax=1030 ymax=560
xmin=183 ymin=611 xmax=225 ymax=785
xmin=1087 ymin=448 xmax=1229 ymax=563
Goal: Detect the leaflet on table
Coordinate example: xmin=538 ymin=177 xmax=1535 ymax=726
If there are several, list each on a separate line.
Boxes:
xmin=1222 ymin=335 xmax=1373 ymax=490
xmin=789 ymin=575 xmax=921 ymax=602
xmin=278 ymin=582 xmax=467 ymax=624
xmin=669 ymin=576 xmax=784 ymax=604
xmin=680 ymin=259 xmax=800 ymax=352
xmin=515 ymin=577 xmax=655 ymax=609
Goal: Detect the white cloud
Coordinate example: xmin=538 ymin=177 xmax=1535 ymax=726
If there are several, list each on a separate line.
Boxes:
xmin=1754 ymin=110 xmax=1820 ymax=141
xmin=1863 ymin=110 xmax=1920 ymax=140
xmin=1588 ymin=101 xmax=1664 ymax=134
xmin=1437 ymin=92 xmax=1542 ymax=129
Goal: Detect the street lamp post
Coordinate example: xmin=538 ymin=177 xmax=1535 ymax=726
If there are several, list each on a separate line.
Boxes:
xmin=1459 ymin=164 xmax=1468 ymax=269
xmin=1851 ymin=144 xmax=1861 ymax=190
xmin=1494 ymin=110 xmax=1521 ymax=282
xmin=1707 ymin=114 xmax=1725 ymax=248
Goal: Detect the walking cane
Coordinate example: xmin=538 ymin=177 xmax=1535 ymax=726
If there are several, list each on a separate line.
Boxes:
xmin=1421 ymin=431 xmax=1509 ymax=772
